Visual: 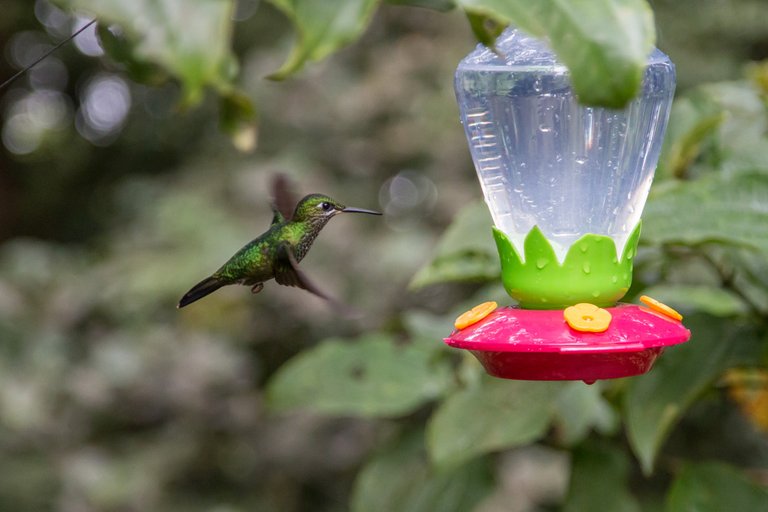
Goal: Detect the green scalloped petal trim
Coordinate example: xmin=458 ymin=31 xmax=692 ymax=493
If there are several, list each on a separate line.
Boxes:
xmin=493 ymin=223 xmax=641 ymax=309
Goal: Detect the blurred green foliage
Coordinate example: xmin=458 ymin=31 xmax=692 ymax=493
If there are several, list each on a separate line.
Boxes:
xmin=52 ymin=0 xmax=655 ymax=111
xmin=1 ymin=0 xmax=768 ymax=511
xmin=53 ymin=0 xmax=239 ymax=103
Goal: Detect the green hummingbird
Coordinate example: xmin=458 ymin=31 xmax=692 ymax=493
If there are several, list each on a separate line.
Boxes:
xmin=177 ymin=176 xmax=381 ymax=309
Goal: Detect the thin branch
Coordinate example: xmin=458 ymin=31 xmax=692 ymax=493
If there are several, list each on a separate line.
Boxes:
xmin=0 ymin=18 xmax=97 ymax=91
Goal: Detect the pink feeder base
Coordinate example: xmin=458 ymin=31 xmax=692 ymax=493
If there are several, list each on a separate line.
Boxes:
xmin=445 ymin=304 xmax=691 ymax=383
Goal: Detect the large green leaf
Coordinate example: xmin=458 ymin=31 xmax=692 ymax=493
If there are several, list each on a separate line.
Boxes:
xmin=351 ymin=433 xmax=494 ymax=512
xmin=698 ymin=81 xmax=768 ymax=175
xmin=564 ymin=441 xmax=640 ymax=512
xmin=657 ymin=81 xmax=768 ymax=178
xmin=554 ymin=382 xmax=617 ymax=446
xmin=402 ymin=311 xmax=456 ymax=352
xmin=55 ymin=0 xmax=237 ymax=104
xmin=728 ymin=247 xmax=768 ymax=313
xmin=457 ymin=0 xmax=655 ymax=108
xmin=427 ymin=377 xmax=562 ymax=469
xmin=641 ymin=284 xmax=748 ymax=318
xmin=265 ymin=334 xmax=451 ymax=417
xmin=267 ymin=0 xmax=380 ymax=79
xmin=624 ymin=314 xmax=763 ymax=475
xmin=665 ymin=462 xmax=768 ymax=511
xmin=656 ymin=96 xmax=724 ymax=180
xmin=644 ymin=172 xmax=768 ymax=256
xmin=410 ymin=202 xmax=498 ymax=289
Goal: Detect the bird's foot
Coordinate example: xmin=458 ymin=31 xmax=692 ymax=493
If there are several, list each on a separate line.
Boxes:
xmin=251 ymin=283 xmax=264 ymax=294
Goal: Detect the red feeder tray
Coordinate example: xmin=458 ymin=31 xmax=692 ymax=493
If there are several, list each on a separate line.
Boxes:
xmin=445 ymin=304 xmax=690 ymax=383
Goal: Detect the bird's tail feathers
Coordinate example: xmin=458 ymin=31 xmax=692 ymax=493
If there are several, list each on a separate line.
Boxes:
xmin=177 ymin=276 xmax=226 ymax=308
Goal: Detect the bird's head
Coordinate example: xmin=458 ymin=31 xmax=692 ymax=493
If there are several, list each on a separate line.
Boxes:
xmin=293 ymin=194 xmax=381 ymax=224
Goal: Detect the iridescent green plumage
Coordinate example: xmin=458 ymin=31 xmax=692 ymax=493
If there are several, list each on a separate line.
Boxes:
xmin=178 ymin=189 xmax=381 ymax=309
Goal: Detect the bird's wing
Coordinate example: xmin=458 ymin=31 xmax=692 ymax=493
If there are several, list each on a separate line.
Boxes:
xmin=274 ymin=242 xmax=358 ymax=317
xmin=271 ymin=173 xmax=298 ymax=222
xmin=274 ymin=242 xmax=332 ymax=300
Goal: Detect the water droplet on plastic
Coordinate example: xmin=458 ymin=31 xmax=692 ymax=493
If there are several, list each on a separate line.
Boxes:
xmin=611 ymin=275 xmax=618 ymax=283
xmin=536 ymin=258 xmax=549 ymax=269
xmin=582 ymin=263 xmax=591 ymax=274
xmin=539 ymin=124 xmax=552 ymax=133
xmin=579 ymin=243 xmax=588 ymax=253
xmin=592 ymin=291 xmax=600 ymax=298
xmin=533 ymin=78 xmax=542 ymax=92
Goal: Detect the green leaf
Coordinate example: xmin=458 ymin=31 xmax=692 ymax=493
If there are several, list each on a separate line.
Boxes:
xmin=564 ymin=441 xmax=640 ymax=512
xmin=410 ymin=202 xmax=498 ymax=289
xmin=697 ymin=81 xmax=768 ymax=174
xmin=402 ymin=311 xmax=454 ymax=352
xmin=644 ymin=172 xmax=768 ymax=256
xmin=97 ymin=24 xmax=169 ymax=86
xmin=219 ymin=90 xmax=258 ymax=152
xmin=427 ymin=377 xmax=562 ymax=469
xmin=267 ymin=0 xmax=380 ymax=80
xmin=641 ymin=284 xmax=748 ymax=318
xmin=55 ymin=0 xmax=237 ymax=104
xmin=656 ymin=97 xmax=724 ymax=180
xmin=351 ymin=433 xmax=494 ymax=512
xmin=465 ymin=11 xmax=505 ymax=49
xmin=385 ymin=0 xmax=456 ymax=11
xmin=728 ymin=247 xmax=768 ymax=311
xmin=554 ymin=382 xmax=617 ymax=446
xmin=658 ymin=81 xmax=768 ymax=178
xmin=457 ymin=0 xmax=655 ymax=108
xmin=665 ymin=462 xmax=768 ymax=512
xmin=265 ymin=334 xmax=451 ymax=417
xmin=624 ymin=314 xmax=763 ymax=475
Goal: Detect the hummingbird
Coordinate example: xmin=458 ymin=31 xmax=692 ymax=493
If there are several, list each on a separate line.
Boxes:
xmin=177 ymin=175 xmax=381 ymax=309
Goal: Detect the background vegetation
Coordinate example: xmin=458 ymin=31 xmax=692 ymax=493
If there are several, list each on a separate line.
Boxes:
xmin=1 ymin=0 xmax=767 ymax=510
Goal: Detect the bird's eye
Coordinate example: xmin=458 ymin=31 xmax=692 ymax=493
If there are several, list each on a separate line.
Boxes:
xmin=320 ymin=202 xmax=332 ymax=211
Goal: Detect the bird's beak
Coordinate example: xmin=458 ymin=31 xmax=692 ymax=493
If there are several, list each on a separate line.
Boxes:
xmin=342 ymin=206 xmax=382 ymax=215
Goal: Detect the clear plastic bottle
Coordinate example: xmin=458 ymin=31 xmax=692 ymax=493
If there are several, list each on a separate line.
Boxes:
xmin=455 ymin=28 xmax=676 ymax=261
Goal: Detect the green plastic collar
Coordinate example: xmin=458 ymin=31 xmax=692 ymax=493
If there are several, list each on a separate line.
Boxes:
xmin=493 ymin=223 xmax=641 ymax=309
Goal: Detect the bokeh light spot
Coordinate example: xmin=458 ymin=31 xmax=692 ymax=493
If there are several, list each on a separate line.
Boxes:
xmin=2 ymin=90 xmax=72 ymax=155
xmin=378 ymin=170 xmax=438 ymax=230
xmin=72 ymin=16 xmax=104 ymax=57
xmin=76 ymin=74 xmax=131 ymax=145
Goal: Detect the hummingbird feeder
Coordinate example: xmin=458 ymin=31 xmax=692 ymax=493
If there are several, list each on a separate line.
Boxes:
xmin=446 ymin=28 xmax=690 ymax=383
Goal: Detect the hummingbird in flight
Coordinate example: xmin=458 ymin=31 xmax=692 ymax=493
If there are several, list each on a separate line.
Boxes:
xmin=177 ymin=175 xmax=381 ymax=308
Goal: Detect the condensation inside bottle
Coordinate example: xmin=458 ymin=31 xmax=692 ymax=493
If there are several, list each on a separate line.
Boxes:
xmin=455 ymin=29 xmax=676 ymax=261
